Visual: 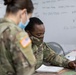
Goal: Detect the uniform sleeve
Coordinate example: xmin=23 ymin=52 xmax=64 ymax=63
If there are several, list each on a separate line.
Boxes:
xmin=43 ymin=43 xmax=70 ymax=68
xmin=9 ymin=31 xmax=36 ymax=75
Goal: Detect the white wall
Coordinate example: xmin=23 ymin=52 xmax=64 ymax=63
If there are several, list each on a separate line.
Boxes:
xmin=0 ymin=0 xmax=6 ymax=18
xmin=1 ymin=0 xmax=76 ymax=45
xmin=32 ymin=0 xmax=76 ymax=45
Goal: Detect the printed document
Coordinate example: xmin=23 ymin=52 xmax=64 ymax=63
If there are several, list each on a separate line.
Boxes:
xmin=36 ymin=64 xmax=64 ymax=73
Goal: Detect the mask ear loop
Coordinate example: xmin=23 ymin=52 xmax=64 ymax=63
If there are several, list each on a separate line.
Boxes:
xmin=19 ymin=14 xmax=25 ymax=30
xmin=20 ymin=12 xmax=23 ymax=24
xmin=20 ymin=10 xmax=27 ymax=24
xmin=25 ymin=12 xmax=30 ymax=25
xmin=26 ymin=11 xmax=29 ymax=21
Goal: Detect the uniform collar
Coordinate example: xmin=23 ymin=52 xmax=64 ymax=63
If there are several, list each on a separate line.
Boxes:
xmin=4 ymin=17 xmax=17 ymax=26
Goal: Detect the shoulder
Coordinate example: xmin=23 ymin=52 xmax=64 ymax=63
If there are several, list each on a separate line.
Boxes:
xmin=0 ymin=18 xmax=31 ymax=49
xmin=9 ymin=25 xmax=31 ymax=48
xmin=0 ymin=18 xmax=30 ymax=47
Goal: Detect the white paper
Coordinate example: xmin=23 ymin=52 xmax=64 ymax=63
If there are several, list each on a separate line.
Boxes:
xmin=36 ymin=64 xmax=64 ymax=73
xmin=65 ymin=50 xmax=76 ymax=61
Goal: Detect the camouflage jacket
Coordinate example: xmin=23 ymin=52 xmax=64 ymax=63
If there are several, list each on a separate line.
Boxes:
xmin=0 ymin=18 xmax=36 ymax=75
xmin=30 ymin=36 xmax=70 ymax=69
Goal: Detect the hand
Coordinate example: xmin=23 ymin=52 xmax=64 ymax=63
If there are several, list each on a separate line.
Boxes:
xmin=68 ymin=61 xmax=76 ymax=69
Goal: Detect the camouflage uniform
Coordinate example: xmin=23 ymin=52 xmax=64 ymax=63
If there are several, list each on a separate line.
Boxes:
xmin=30 ymin=36 xmax=70 ymax=69
xmin=0 ymin=18 xmax=36 ymax=75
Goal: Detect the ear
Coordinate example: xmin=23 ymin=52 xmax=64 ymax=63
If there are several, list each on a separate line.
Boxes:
xmin=22 ymin=9 xmax=27 ymax=14
xmin=20 ymin=9 xmax=27 ymax=18
xmin=26 ymin=30 xmax=31 ymax=37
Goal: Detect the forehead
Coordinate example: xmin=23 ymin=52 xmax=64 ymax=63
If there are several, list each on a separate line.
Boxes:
xmin=33 ymin=24 xmax=45 ymax=33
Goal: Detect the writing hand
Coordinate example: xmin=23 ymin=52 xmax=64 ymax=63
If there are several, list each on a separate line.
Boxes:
xmin=68 ymin=61 xmax=76 ymax=70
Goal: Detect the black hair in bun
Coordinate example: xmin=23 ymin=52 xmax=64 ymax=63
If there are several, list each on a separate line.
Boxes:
xmin=4 ymin=0 xmax=13 ymax=5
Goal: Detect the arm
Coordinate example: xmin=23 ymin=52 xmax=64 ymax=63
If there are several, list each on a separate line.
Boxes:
xmin=43 ymin=43 xmax=70 ymax=68
xmin=11 ymin=31 xmax=36 ymax=75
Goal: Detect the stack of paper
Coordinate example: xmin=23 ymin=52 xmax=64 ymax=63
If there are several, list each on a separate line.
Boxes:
xmin=36 ymin=64 xmax=64 ymax=73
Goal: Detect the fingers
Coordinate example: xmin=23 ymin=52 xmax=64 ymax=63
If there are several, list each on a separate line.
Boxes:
xmin=68 ymin=61 xmax=76 ymax=69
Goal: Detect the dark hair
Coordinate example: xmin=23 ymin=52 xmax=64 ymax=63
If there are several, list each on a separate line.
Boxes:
xmin=25 ymin=17 xmax=43 ymax=32
xmin=4 ymin=0 xmax=34 ymax=14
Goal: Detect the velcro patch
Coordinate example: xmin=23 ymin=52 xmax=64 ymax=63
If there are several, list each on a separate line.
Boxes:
xmin=20 ymin=36 xmax=31 ymax=48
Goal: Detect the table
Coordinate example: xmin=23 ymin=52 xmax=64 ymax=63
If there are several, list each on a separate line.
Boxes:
xmin=34 ymin=69 xmax=76 ymax=75
xmin=34 ymin=50 xmax=76 ymax=75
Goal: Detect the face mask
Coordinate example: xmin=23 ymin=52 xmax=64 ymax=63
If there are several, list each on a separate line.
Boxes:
xmin=30 ymin=36 xmax=43 ymax=46
xmin=30 ymin=32 xmax=44 ymax=42
xmin=18 ymin=19 xmax=30 ymax=29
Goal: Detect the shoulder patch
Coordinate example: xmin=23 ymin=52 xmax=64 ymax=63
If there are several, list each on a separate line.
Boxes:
xmin=20 ymin=36 xmax=31 ymax=48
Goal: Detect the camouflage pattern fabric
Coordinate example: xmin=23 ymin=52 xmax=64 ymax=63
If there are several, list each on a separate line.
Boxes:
xmin=30 ymin=36 xmax=70 ymax=69
xmin=30 ymin=36 xmax=43 ymax=69
xmin=0 ymin=18 xmax=36 ymax=75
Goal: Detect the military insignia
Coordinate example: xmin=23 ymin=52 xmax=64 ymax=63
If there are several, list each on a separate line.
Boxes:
xmin=20 ymin=36 xmax=31 ymax=48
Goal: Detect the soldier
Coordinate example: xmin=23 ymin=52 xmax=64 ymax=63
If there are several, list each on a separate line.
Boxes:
xmin=25 ymin=17 xmax=76 ymax=70
xmin=0 ymin=0 xmax=36 ymax=75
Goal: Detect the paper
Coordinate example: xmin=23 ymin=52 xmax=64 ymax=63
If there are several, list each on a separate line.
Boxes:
xmin=65 ymin=50 xmax=76 ymax=61
xmin=36 ymin=64 xmax=64 ymax=73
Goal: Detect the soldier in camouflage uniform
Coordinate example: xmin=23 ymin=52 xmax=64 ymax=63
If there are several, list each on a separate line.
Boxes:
xmin=0 ymin=0 xmax=36 ymax=75
xmin=25 ymin=17 xmax=76 ymax=70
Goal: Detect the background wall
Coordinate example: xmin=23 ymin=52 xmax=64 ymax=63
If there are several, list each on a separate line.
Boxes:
xmin=0 ymin=0 xmax=6 ymax=18
xmin=32 ymin=0 xmax=76 ymax=45
xmin=1 ymin=0 xmax=76 ymax=45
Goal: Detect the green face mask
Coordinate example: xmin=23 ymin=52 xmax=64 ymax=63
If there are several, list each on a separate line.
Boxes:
xmin=30 ymin=36 xmax=43 ymax=46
